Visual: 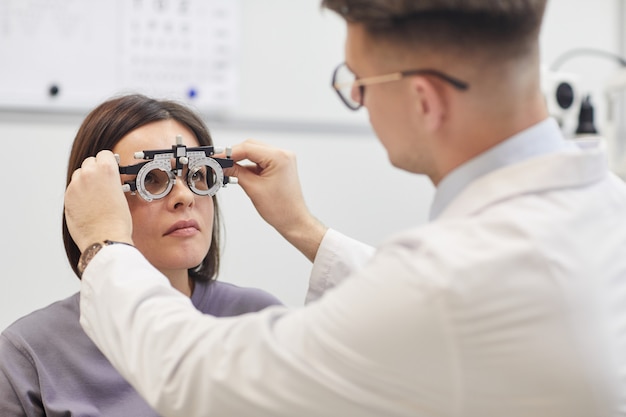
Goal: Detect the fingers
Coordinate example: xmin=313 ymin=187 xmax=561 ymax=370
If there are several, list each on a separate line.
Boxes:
xmin=227 ymin=140 xmax=291 ymax=167
xmin=226 ymin=140 xmax=295 ymax=177
xmin=226 ymin=138 xmax=267 ymax=161
xmin=72 ymin=150 xmax=119 ymax=180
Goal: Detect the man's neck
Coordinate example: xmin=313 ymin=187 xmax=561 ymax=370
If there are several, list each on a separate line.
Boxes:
xmin=430 ymin=88 xmax=548 ymax=186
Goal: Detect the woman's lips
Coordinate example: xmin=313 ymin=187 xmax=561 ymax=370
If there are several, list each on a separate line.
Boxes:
xmin=164 ymin=220 xmax=200 ymax=237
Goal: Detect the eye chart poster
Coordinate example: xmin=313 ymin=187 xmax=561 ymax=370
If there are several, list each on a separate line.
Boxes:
xmin=0 ymin=0 xmax=239 ymax=113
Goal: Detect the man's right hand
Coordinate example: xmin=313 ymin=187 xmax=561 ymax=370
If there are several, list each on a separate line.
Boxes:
xmin=65 ymin=150 xmax=134 ymax=253
xmin=225 ymin=140 xmax=327 ymax=262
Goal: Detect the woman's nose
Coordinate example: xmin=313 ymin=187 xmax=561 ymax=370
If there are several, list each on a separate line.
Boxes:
xmin=168 ymin=176 xmax=195 ymax=209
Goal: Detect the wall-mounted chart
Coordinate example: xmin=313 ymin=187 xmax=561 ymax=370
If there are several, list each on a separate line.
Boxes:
xmin=0 ymin=0 xmax=369 ymax=129
xmin=0 ymin=0 xmax=239 ymax=112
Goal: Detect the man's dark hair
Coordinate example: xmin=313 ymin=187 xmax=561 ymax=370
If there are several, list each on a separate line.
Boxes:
xmin=321 ymin=0 xmax=548 ymax=58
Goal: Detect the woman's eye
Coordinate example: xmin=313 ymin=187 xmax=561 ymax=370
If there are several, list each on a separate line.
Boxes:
xmin=190 ymin=168 xmax=206 ymax=182
xmin=144 ymin=171 xmax=158 ymax=184
xmin=143 ymin=169 xmax=170 ymax=194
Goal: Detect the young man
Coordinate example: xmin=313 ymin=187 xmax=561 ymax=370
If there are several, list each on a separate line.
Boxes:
xmin=65 ymin=1 xmax=626 ymax=416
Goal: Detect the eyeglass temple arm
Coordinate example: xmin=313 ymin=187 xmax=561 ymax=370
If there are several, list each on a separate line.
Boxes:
xmin=334 ymin=68 xmax=469 ymax=91
xmin=401 ymin=69 xmax=469 ymax=90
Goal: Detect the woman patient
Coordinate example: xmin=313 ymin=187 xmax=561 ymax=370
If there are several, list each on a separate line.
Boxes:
xmin=0 ymin=94 xmax=281 ymax=416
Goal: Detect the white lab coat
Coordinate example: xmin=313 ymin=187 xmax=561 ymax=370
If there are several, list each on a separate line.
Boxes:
xmin=80 ymin=139 xmax=626 ymax=417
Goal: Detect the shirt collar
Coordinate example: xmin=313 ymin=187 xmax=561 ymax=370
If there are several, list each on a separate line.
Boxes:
xmin=429 ymin=118 xmax=570 ymax=220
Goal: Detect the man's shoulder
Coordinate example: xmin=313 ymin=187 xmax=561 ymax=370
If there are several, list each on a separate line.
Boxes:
xmin=378 ymin=211 xmax=542 ymax=265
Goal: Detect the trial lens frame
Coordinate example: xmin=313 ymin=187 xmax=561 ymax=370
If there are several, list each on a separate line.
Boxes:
xmin=118 ymin=135 xmax=236 ymax=202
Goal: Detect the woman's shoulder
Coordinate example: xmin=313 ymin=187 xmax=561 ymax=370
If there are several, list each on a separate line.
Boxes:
xmin=192 ymin=280 xmax=283 ymax=317
xmin=1 ymin=293 xmax=81 ymax=351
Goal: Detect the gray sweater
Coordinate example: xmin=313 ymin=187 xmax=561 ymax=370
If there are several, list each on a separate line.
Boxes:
xmin=0 ymin=280 xmax=282 ymax=416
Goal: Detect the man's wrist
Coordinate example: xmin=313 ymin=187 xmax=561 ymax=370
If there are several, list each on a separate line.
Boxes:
xmin=280 ymin=217 xmax=328 ymax=263
xmin=77 ymin=240 xmax=134 ymax=278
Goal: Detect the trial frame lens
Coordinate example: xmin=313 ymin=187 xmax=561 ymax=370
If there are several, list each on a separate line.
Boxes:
xmin=187 ymin=156 xmax=224 ymax=197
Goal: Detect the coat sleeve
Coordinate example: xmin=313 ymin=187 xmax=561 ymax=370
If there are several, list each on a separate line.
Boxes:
xmin=80 ymin=239 xmax=448 ymax=417
xmin=0 ymin=334 xmax=44 ymax=417
xmin=306 ymin=228 xmax=375 ymax=303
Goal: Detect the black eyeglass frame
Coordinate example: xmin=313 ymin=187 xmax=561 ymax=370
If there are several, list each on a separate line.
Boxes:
xmin=331 ymin=62 xmax=470 ymax=111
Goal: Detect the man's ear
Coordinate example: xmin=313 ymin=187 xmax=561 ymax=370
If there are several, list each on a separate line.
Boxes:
xmin=410 ymin=76 xmax=446 ymax=132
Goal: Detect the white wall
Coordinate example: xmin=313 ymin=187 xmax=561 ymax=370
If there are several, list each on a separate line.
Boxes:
xmin=1 ymin=0 xmax=623 ymax=331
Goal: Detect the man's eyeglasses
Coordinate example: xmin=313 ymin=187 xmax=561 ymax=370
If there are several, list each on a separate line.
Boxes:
xmin=331 ymin=62 xmax=470 ymax=111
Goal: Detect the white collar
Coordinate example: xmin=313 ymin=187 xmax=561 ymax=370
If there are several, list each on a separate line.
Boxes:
xmin=430 ymin=118 xmax=572 ymax=220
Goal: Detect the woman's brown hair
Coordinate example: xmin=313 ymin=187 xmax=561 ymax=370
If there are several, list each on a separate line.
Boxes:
xmin=62 ymin=94 xmax=221 ymax=281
